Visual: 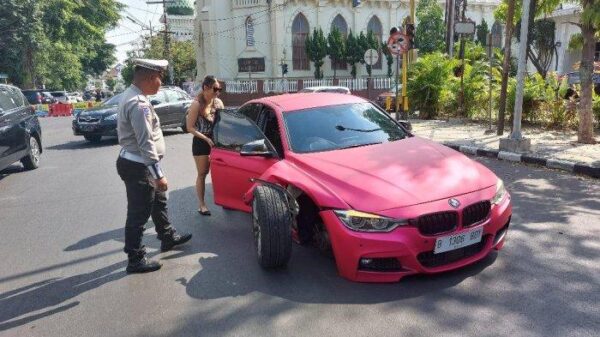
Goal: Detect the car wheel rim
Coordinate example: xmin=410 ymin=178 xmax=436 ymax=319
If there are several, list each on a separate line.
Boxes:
xmin=252 ymin=201 xmax=261 ymax=257
xmin=30 ymin=138 xmax=40 ymax=164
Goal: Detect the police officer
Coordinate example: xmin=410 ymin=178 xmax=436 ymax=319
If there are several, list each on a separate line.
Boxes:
xmin=116 ymin=59 xmax=192 ymax=273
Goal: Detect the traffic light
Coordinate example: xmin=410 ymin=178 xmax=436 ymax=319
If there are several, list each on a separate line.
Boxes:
xmin=352 ymin=0 xmax=361 ymax=7
xmin=282 ymin=63 xmax=288 ymax=75
xmin=405 ymin=23 xmax=415 ymax=50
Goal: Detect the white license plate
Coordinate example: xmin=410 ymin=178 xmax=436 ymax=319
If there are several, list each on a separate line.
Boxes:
xmin=434 ymin=227 xmax=483 ymax=254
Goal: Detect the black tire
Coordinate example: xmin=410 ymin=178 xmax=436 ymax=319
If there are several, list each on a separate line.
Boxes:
xmin=252 ymin=185 xmax=293 ymax=269
xmin=84 ymin=134 xmax=102 ymax=142
xmin=21 ymin=135 xmax=41 ymax=170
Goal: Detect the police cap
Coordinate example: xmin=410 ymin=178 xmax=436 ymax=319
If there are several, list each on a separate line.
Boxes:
xmin=133 ymin=58 xmax=168 ymax=73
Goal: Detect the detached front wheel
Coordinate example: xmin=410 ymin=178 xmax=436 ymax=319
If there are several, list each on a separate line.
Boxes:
xmin=252 ymin=185 xmax=292 ymax=269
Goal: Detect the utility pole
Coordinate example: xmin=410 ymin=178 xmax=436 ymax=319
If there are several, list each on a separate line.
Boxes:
xmin=499 ymin=0 xmax=532 ymax=153
xmin=147 ymin=0 xmax=174 ymax=84
xmin=448 ymin=0 xmax=455 ymax=57
xmin=496 ymin=0 xmax=515 ymax=135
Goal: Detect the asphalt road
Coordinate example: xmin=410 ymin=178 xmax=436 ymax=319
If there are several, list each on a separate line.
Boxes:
xmin=1 ymin=118 xmax=599 ymax=337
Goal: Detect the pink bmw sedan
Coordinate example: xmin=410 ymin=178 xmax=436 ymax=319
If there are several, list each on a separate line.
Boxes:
xmin=209 ymin=93 xmax=512 ymax=283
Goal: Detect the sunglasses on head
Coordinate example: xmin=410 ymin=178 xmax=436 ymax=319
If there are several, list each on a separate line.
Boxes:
xmin=213 ymin=86 xmax=222 ymax=92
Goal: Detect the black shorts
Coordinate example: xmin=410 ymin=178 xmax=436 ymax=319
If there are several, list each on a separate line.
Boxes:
xmin=192 ymin=136 xmax=211 ymax=156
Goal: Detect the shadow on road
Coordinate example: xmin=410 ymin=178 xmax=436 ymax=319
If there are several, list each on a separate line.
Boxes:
xmin=0 ymin=164 xmax=26 ymax=181
xmin=45 ymin=138 xmax=118 ymax=151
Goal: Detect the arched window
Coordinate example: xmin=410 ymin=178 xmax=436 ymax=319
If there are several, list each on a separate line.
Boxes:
xmin=245 ymin=17 xmax=255 ymax=47
xmin=292 ymin=13 xmax=310 ymax=70
xmin=331 ymin=15 xmax=348 ymax=70
xmin=367 ymin=16 xmax=383 ymax=69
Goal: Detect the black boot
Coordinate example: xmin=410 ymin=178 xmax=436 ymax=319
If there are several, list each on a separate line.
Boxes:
xmin=160 ymin=231 xmax=192 ymax=252
xmin=126 ymin=247 xmax=161 ymax=274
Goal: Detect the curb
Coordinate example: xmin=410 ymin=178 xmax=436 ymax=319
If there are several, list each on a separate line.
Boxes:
xmin=443 ymin=142 xmax=600 ymax=179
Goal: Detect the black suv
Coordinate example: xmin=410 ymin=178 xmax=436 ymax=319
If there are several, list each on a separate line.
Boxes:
xmin=72 ymin=86 xmax=193 ymax=142
xmin=0 ymin=84 xmax=42 ymax=172
xmin=21 ymin=89 xmax=56 ymax=105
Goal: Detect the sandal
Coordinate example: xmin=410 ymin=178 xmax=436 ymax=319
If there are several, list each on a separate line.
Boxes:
xmin=197 ymin=209 xmax=211 ymax=216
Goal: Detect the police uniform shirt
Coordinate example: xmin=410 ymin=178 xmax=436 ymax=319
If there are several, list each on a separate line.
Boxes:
xmin=117 ymin=84 xmax=166 ymax=179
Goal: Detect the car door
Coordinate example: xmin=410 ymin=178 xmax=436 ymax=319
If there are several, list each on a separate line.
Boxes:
xmin=162 ymin=89 xmax=182 ymax=126
xmin=0 ymin=88 xmax=26 ymax=169
xmin=211 ymin=107 xmax=280 ymax=212
xmin=149 ymin=90 xmax=169 ymax=126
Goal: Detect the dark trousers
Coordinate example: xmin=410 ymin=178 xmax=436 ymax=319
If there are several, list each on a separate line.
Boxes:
xmin=116 ymin=157 xmax=173 ymax=257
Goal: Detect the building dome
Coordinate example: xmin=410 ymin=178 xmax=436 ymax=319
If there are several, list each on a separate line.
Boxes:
xmin=166 ymin=0 xmax=194 ymax=16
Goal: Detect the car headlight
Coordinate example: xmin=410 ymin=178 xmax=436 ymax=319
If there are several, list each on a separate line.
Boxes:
xmin=491 ymin=179 xmax=507 ymax=205
xmin=334 ymin=210 xmax=408 ymax=232
xmin=104 ymin=113 xmax=118 ymax=121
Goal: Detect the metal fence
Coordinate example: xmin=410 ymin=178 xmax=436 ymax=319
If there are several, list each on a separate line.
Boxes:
xmin=224 ymin=80 xmax=258 ymax=94
xmin=373 ymin=77 xmax=393 ymax=89
xmin=263 ymin=79 xmax=298 ymax=93
xmin=338 ymin=78 xmax=368 ymax=91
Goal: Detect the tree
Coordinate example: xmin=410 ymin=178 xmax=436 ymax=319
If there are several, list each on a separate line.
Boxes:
xmin=382 ymin=41 xmax=394 ymax=78
xmin=476 ymin=19 xmax=490 ymax=45
xmin=0 ymin=0 xmax=121 ymax=90
xmin=305 ymin=28 xmax=328 ymax=79
xmin=364 ymin=31 xmax=380 ymax=76
xmin=141 ymin=36 xmax=196 ymax=83
xmin=415 ymin=0 xmax=445 ymax=54
xmin=106 ymin=78 xmax=117 ymax=91
xmin=346 ymin=31 xmax=365 ymax=79
xmin=327 ymin=27 xmax=346 ymax=79
xmin=496 ymin=0 xmax=596 ymax=143
xmin=514 ymin=16 xmax=557 ymax=78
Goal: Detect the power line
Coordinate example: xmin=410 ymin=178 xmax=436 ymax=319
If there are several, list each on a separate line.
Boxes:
xmin=202 ymin=2 xmax=289 ymax=39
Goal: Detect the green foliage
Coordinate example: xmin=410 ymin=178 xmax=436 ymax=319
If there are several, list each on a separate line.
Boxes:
xmin=407 ymin=53 xmax=457 ymax=119
xmin=0 ymin=0 xmax=121 ymax=89
xmin=305 ymin=28 xmax=328 ymax=79
xmin=364 ymin=31 xmax=379 ymax=76
xmin=106 ymin=78 xmax=117 ymax=91
xmin=476 ymin=19 xmax=489 ymax=46
xmin=345 ymin=31 xmax=365 ymax=79
xmin=140 ymin=36 xmax=196 ymax=83
xmin=327 ymin=27 xmax=346 ymax=79
xmin=382 ymin=41 xmax=394 ymax=78
xmin=415 ymin=0 xmax=445 ymax=54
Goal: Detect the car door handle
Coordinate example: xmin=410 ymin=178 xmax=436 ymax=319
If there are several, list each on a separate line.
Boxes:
xmin=213 ymin=158 xmax=226 ymax=164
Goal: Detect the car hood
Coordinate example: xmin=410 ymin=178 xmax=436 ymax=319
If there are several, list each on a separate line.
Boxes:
xmin=290 ymin=137 xmax=497 ymax=212
xmin=78 ymin=105 xmax=118 ymax=117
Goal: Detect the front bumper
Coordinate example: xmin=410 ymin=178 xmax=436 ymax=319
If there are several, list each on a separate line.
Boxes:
xmin=72 ymin=120 xmax=117 ymax=137
xmin=320 ymin=188 xmax=512 ymax=283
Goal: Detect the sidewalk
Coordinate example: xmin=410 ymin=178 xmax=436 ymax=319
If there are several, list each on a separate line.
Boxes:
xmin=409 ymin=119 xmax=600 ymax=178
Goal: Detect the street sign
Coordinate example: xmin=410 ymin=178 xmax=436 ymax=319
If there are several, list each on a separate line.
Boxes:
xmin=387 ymin=32 xmax=408 ymax=55
xmin=363 ymin=49 xmax=379 ymax=66
xmin=454 ymin=21 xmax=475 ymax=35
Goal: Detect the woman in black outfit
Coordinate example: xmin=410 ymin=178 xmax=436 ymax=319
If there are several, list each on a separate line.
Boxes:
xmin=186 ymin=75 xmax=223 ymax=215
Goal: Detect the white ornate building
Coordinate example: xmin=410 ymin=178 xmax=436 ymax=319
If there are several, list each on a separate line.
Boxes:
xmin=194 ymin=0 xmax=500 ymax=80
xmin=165 ymin=0 xmax=195 ymax=42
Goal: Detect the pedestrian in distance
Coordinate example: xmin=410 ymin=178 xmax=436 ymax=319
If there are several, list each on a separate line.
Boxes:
xmin=116 ymin=58 xmax=192 ymax=274
xmin=185 ymin=75 xmax=224 ymax=215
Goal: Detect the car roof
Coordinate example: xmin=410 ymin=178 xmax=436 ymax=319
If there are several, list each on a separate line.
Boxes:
xmin=252 ymin=93 xmax=366 ymax=112
xmin=302 ymin=86 xmax=350 ymax=91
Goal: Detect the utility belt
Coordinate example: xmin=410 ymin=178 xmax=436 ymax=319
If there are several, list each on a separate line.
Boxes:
xmin=119 ymin=148 xmax=146 ymax=164
xmin=119 ymin=148 xmax=164 ymax=179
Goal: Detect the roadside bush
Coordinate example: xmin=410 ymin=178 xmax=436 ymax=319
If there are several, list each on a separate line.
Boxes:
xmin=407 ymin=52 xmax=456 ymax=119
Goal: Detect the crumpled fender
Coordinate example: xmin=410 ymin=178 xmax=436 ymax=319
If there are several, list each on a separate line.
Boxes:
xmin=242 ymin=160 xmax=349 ymax=210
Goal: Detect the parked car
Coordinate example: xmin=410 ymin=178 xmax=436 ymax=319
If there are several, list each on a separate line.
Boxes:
xmin=376 ymin=84 xmax=402 ymax=111
xmin=0 ymin=84 xmax=42 ymax=172
xmin=50 ymin=91 xmax=78 ymax=104
xmin=21 ymin=89 xmax=56 ymax=104
xmin=72 ymin=86 xmax=193 ymax=142
xmin=209 ymin=93 xmax=512 ymax=282
xmin=69 ymin=92 xmax=84 ymax=102
xmin=299 ymin=86 xmax=351 ymax=94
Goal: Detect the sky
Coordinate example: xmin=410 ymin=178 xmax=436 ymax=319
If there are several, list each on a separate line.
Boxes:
xmin=106 ymin=0 xmax=166 ymax=65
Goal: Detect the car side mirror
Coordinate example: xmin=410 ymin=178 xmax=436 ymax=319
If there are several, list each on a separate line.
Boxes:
xmin=150 ymin=99 xmax=161 ymax=106
xmin=398 ymin=120 xmax=412 ymax=132
xmin=240 ymin=139 xmax=274 ymax=158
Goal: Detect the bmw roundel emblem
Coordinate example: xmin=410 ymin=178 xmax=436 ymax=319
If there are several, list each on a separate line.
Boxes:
xmin=448 ymin=198 xmax=461 ymax=209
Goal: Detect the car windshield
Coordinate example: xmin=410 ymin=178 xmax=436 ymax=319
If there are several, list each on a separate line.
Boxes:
xmin=103 ymin=94 xmax=122 ymax=106
xmin=283 ymin=102 xmax=408 ymax=153
xmin=50 ymin=92 xmax=66 ymax=97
